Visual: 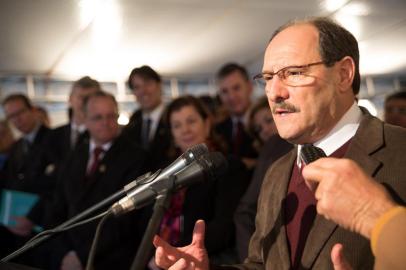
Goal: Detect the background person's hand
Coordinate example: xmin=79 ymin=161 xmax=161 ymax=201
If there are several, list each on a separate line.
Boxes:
xmin=302 ymin=158 xmax=396 ymax=238
xmin=60 ymin=250 xmax=83 ymax=270
xmin=153 ymin=220 xmax=209 ymax=270
xmin=8 ymin=216 xmax=33 ymax=236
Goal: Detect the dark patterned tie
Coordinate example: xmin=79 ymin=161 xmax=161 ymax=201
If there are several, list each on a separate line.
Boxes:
xmin=87 ymin=147 xmax=104 ymax=178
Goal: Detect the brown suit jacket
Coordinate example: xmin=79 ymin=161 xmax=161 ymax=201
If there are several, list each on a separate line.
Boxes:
xmin=229 ymin=111 xmax=406 ymax=270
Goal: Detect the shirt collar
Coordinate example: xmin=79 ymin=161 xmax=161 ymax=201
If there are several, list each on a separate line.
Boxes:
xmin=231 ymin=110 xmax=250 ymax=127
xmin=71 ymin=122 xmax=86 ymax=133
xmin=24 ymin=123 xmax=41 ymax=144
xmin=297 ymin=101 xmax=362 ymax=163
xmin=143 ymin=103 xmax=164 ymax=123
xmin=89 ymin=139 xmax=113 ymax=155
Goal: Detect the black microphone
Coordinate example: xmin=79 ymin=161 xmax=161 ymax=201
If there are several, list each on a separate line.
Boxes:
xmin=121 ymin=143 xmax=208 ymax=196
xmin=111 ymin=151 xmax=228 ymax=215
xmin=300 ymin=144 xmax=326 ymax=165
xmin=300 ymin=144 xmax=326 ymax=192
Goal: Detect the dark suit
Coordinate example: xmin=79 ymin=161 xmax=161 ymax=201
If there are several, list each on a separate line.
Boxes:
xmin=123 ymin=109 xmax=171 ymax=170
xmin=1 ymin=125 xmax=52 ymax=193
xmin=233 ymin=111 xmax=406 ymax=270
xmin=46 ymin=123 xmax=88 ymax=163
xmin=0 ymin=125 xmax=55 ymax=225
xmin=215 ymin=117 xmax=257 ymax=159
xmin=45 ymin=135 xmax=149 ymax=270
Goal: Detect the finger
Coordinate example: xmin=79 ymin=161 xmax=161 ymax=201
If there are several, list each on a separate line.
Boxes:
xmin=156 ymin=246 xmax=179 ymax=269
xmin=168 ymin=258 xmax=193 ymax=270
xmin=302 ymin=163 xmax=326 ymax=183
xmin=314 ymin=185 xmax=323 ymax=201
xmin=191 ymin=220 xmax=206 ymax=248
xmin=153 ymin=235 xmax=178 ymax=255
xmin=331 ymin=243 xmax=353 ymax=270
xmin=304 ymin=179 xmax=318 ymax=193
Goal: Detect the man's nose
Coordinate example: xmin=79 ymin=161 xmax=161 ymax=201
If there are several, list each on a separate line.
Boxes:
xmin=265 ymin=76 xmax=289 ymax=102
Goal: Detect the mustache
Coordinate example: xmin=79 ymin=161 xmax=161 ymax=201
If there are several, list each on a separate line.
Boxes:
xmin=271 ymin=101 xmax=300 ymax=114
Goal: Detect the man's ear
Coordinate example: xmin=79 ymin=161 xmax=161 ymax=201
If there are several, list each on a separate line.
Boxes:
xmin=336 ymin=56 xmax=355 ymax=93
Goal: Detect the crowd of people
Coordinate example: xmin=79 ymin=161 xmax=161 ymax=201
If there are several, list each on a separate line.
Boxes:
xmin=0 ymin=16 xmax=405 ymax=270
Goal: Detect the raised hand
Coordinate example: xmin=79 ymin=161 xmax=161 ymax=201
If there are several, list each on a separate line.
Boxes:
xmin=8 ymin=216 xmax=34 ymax=236
xmin=302 ymin=158 xmax=396 ymax=238
xmin=153 ymin=220 xmax=209 ymax=270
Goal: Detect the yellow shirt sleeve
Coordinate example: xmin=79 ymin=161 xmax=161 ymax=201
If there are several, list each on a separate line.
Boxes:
xmin=371 ymin=206 xmax=406 ymax=255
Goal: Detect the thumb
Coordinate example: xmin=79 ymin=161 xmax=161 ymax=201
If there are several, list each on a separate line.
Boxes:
xmin=191 ymin=220 xmax=206 ymax=248
xmin=331 ymin=243 xmax=353 ymax=270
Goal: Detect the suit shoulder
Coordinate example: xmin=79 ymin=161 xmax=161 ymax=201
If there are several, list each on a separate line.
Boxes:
xmin=129 ymin=110 xmax=142 ymax=123
xmin=115 ymin=135 xmax=146 ymax=156
xmin=53 ymin=123 xmax=70 ymax=132
xmin=215 ymin=117 xmax=231 ymax=127
xmin=384 ymin=123 xmax=406 ymax=145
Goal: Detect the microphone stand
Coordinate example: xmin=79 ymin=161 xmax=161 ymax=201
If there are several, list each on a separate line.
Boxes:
xmin=2 ymin=171 xmax=155 ymax=262
xmin=129 ymin=176 xmax=174 ymax=270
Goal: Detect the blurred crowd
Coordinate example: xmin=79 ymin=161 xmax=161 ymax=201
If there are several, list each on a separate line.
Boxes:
xmin=0 ymin=62 xmax=405 ymax=270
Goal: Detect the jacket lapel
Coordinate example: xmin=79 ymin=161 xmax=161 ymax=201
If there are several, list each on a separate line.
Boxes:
xmin=301 ymin=112 xmax=384 ymax=268
xmin=72 ymin=144 xmax=91 ymax=204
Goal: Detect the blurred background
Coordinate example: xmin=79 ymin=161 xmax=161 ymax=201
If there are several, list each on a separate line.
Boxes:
xmin=1 ymin=0 xmax=406 ymax=127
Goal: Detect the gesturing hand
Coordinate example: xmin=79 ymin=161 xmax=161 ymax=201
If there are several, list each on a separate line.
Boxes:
xmin=331 ymin=243 xmax=353 ymax=270
xmin=153 ymin=220 xmax=209 ymax=270
xmin=302 ymin=158 xmax=396 ymax=238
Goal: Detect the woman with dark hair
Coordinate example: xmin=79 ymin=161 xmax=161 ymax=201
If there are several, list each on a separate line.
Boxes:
xmin=157 ymin=95 xmax=249 ymax=263
xmin=235 ymin=96 xmax=293 ymax=261
xmin=247 ymin=96 xmax=277 ymax=150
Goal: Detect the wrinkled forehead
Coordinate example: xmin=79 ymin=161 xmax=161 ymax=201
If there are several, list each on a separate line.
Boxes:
xmin=263 ymin=24 xmax=321 ymax=71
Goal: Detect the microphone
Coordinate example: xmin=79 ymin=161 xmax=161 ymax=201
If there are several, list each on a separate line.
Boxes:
xmin=111 ymin=151 xmax=228 ymax=216
xmin=300 ymin=144 xmax=326 ymax=192
xmin=300 ymin=144 xmax=326 ymax=165
xmin=121 ymin=143 xmax=208 ymax=195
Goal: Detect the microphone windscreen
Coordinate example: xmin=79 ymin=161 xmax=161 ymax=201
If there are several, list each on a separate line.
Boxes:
xmin=184 ymin=143 xmax=209 ymax=163
xmin=198 ymin=151 xmax=228 ymax=181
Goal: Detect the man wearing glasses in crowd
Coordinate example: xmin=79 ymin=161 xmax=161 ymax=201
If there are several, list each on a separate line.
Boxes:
xmin=44 ymin=91 xmax=148 ymax=269
xmin=152 ymin=17 xmax=406 ymax=270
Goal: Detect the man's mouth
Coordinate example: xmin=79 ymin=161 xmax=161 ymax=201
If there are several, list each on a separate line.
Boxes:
xmin=272 ymin=102 xmax=299 ymax=115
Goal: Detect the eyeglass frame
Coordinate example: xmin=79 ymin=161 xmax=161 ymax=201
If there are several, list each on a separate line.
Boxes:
xmin=253 ymin=61 xmax=326 ymax=87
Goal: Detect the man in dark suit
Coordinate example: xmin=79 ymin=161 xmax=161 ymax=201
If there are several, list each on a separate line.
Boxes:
xmin=123 ymin=65 xmax=171 ymax=169
xmin=152 ymin=17 xmax=406 ymax=270
xmin=47 ymin=76 xmax=100 ymax=163
xmin=45 ymin=91 xmax=148 ymax=270
xmin=0 ymin=94 xmax=53 ymax=255
xmin=215 ymin=63 xmax=257 ymax=169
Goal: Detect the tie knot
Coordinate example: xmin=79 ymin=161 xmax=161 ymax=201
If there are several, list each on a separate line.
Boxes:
xmin=93 ymin=147 xmax=104 ymax=159
xmin=300 ymin=144 xmax=326 ymax=165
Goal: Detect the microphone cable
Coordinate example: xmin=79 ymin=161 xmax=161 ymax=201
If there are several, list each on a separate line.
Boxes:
xmin=85 ymin=210 xmax=114 ymax=270
xmin=11 ymin=210 xmax=111 ymax=255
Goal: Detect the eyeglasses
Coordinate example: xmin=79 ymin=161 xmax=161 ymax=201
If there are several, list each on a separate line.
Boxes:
xmin=88 ymin=113 xmax=119 ymax=123
xmin=253 ymin=61 xmax=325 ymax=87
xmin=6 ymin=107 xmax=29 ymax=120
